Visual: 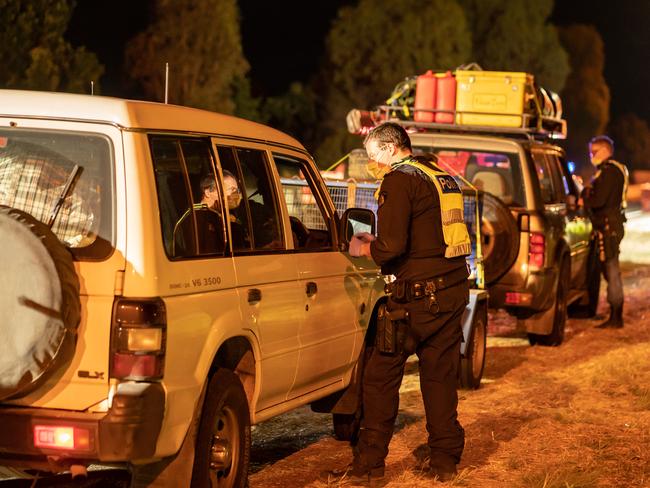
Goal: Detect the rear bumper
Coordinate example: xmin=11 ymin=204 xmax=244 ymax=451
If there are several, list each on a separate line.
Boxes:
xmin=0 ymin=382 xmax=164 ymax=469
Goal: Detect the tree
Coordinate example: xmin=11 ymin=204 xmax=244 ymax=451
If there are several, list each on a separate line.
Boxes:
xmin=0 ymin=0 xmax=103 ymax=93
xmin=125 ymin=0 xmax=252 ymax=116
xmin=314 ymin=0 xmax=472 ymax=165
xmin=263 ymin=82 xmax=318 ymax=150
xmin=458 ymin=0 xmax=569 ymax=92
xmin=557 ymin=25 xmax=610 ymax=171
xmin=608 ymin=114 xmax=650 ymax=173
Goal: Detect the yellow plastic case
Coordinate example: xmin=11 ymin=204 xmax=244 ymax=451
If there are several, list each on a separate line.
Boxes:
xmin=455 ymin=70 xmax=534 ymax=128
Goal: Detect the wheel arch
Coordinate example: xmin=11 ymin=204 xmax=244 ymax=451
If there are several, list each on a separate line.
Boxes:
xmin=208 ymin=335 xmax=258 ymax=411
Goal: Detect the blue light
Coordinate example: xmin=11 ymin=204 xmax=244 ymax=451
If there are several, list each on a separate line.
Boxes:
xmin=567 ymin=161 xmax=575 ymax=174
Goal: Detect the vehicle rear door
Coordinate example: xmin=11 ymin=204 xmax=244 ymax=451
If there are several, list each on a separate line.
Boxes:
xmin=546 ymin=151 xmax=592 ymax=281
xmin=0 ymin=120 xmax=125 ymax=410
xmin=212 ymin=141 xmax=303 ymax=412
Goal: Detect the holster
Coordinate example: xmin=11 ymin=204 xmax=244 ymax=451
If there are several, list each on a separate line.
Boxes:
xmin=375 ymin=303 xmax=413 ymax=355
xmin=596 ymin=218 xmax=620 ymax=262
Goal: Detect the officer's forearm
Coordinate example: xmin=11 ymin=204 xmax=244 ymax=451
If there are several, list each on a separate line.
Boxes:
xmin=370 ymin=236 xmax=406 ymax=265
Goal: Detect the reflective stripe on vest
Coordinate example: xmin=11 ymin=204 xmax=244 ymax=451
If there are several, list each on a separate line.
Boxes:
xmin=393 ymin=159 xmax=472 ymax=258
xmin=608 ymin=159 xmax=629 ymax=210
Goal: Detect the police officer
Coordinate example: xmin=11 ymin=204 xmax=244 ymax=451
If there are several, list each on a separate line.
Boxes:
xmin=326 ymin=123 xmax=471 ymax=485
xmin=583 ymin=135 xmax=628 ymax=328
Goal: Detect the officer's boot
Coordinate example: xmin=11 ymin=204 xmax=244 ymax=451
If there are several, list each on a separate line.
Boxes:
xmin=596 ymin=304 xmax=623 ymax=329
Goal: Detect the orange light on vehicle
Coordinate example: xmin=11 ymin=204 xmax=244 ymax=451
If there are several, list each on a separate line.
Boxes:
xmin=33 ymin=425 xmax=90 ymax=451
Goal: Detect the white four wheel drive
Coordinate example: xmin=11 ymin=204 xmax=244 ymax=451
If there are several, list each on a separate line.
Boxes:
xmin=0 ymin=90 xmax=388 ymax=486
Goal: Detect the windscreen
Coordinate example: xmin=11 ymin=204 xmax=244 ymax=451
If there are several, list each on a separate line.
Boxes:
xmin=0 ymin=128 xmax=114 ymax=260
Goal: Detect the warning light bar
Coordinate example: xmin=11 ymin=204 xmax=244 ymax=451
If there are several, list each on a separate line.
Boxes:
xmin=33 ymin=425 xmax=91 ymax=451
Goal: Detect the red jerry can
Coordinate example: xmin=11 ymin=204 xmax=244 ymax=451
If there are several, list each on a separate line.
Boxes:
xmin=435 ymin=71 xmax=456 ymax=124
xmin=414 ymin=70 xmax=437 ymax=123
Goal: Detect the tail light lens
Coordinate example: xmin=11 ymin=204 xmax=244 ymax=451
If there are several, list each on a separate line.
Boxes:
xmin=110 ymin=298 xmax=166 ymax=381
xmin=528 ymin=232 xmax=545 ymax=269
xmin=33 ymin=425 xmax=92 ymax=451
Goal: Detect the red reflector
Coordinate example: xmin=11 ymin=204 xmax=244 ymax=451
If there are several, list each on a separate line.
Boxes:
xmin=112 ymin=353 xmax=161 ymax=379
xmin=33 ymin=426 xmax=90 ymax=451
xmin=505 ymin=292 xmax=533 ymax=305
xmin=0 ymin=137 xmax=7 ymax=148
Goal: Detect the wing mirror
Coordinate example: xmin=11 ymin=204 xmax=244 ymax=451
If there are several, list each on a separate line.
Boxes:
xmin=339 ymin=208 xmax=376 ymax=250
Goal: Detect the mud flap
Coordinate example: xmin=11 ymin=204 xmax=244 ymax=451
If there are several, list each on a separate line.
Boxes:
xmin=460 ymin=289 xmax=489 ymax=358
xmin=517 ymin=301 xmax=555 ymax=335
xmin=130 ymin=384 xmax=207 ymax=488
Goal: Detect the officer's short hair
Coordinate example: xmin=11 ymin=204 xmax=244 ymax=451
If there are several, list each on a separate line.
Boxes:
xmin=589 ymin=134 xmax=615 ymax=153
xmin=364 ymin=122 xmax=412 ymax=152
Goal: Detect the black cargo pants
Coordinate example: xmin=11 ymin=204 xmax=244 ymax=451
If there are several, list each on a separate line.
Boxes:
xmin=354 ymin=280 xmax=468 ymax=473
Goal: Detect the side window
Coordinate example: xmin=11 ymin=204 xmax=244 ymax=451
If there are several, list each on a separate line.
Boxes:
xmin=273 ymin=153 xmax=333 ymax=251
xmin=216 ymin=146 xmax=284 ymax=252
xmin=531 ymin=151 xmax=562 ymax=204
xmin=552 ymin=154 xmax=576 ymax=197
xmin=150 ymin=136 xmax=226 ymax=259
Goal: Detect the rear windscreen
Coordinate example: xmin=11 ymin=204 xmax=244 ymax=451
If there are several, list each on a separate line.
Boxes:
xmin=414 ymin=146 xmax=525 ymax=207
xmin=0 ymin=129 xmax=114 ymax=260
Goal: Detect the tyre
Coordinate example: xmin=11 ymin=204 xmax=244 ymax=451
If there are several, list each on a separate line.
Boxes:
xmin=459 ymin=301 xmax=487 ymax=390
xmin=528 ymin=261 xmax=569 ymax=347
xmin=0 ymin=205 xmax=80 ymax=401
xmin=332 ymin=413 xmax=361 ymax=443
xmin=191 ymin=369 xmax=251 ymax=488
xmin=568 ymin=242 xmax=601 ymax=318
xmin=480 ymin=193 xmax=519 ymax=286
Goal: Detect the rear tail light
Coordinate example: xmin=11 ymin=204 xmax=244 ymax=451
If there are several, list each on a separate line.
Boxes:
xmin=528 ymin=232 xmax=545 ymax=269
xmin=505 ymin=292 xmax=533 ymax=306
xmin=33 ymin=425 xmax=92 ymax=451
xmin=110 ymin=298 xmax=166 ymax=381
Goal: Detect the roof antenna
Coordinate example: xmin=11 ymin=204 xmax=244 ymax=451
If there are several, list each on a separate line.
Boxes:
xmin=164 ymin=63 xmax=169 ymax=104
xmin=90 ymin=81 xmax=94 ymax=96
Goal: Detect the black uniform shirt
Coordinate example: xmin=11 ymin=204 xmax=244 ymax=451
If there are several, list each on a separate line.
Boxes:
xmin=369 ymin=162 xmax=467 ymax=281
xmin=583 ymin=160 xmax=625 ymax=228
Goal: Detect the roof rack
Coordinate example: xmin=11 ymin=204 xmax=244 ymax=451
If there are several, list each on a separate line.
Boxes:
xmin=347 ymin=105 xmax=567 ymax=142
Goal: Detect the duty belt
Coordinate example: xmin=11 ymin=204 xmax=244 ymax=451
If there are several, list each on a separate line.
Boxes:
xmin=384 ymin=266 xmax=468 ymax=303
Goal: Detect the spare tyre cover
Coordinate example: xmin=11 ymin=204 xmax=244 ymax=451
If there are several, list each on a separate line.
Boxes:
xmin=0 ymin=205 xmax=80 ymax=401
xmin=481 ymin=193 xmax=520 ymax=285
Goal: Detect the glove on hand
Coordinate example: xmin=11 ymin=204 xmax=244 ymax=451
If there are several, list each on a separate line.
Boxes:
xmin=349 ymin=232 xmax=375 ymax=257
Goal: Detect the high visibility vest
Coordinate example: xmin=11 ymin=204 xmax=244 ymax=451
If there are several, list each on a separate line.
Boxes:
xmin=607 ymin=159 xmax=629 ymax=210
xmin=392 ymin=158 xmax=472 ymax=258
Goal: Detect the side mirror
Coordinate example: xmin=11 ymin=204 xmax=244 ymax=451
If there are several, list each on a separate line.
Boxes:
xmin=339 ymin=208 xmax=376 ymax=249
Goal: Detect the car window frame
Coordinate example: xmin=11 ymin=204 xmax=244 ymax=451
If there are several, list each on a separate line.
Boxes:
xmin=211 ymin=138 xmax=292 ymax=255
xmin=271 ymin=151 xmax=338 ymax=252
xmin=149 ymin=134 xmax=228 ymax=261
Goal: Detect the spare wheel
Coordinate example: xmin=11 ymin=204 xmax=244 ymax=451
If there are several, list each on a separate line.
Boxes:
xmin=481 ymin=192 xmax=520 ymax=286
xmin=0 ymin=205 xmax=81 ymax=401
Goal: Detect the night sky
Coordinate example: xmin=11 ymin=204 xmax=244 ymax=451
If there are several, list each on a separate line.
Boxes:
xmin=66 ymin=0 xmax=649 ymax=123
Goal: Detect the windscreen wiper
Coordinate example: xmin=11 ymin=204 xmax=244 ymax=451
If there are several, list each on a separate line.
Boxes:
xmin=47 ymin=165 xmax=83 ymax=228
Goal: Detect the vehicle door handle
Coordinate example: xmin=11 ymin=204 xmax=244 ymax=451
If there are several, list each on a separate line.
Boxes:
xmin=248 ymin=288 xmax=262 ymax=304
xmin=305 ymin=281 xmax=317 ymax=297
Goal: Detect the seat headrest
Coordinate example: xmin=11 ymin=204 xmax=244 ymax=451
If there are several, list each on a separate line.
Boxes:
xmin=471 ymin=171 xmax=512 ymax=204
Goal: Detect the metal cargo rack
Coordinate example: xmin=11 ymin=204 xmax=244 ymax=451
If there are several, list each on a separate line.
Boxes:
xmin=348 ymin=104 xmax=567 ymax=141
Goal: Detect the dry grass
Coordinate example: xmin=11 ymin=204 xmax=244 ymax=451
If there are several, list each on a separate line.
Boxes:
xmin=250 ymin=265 xmax=650 ymax=488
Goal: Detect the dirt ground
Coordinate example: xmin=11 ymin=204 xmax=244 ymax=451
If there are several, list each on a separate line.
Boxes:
xmin=248 ymin=261 xmax=650 ymax=488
